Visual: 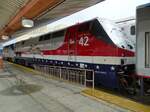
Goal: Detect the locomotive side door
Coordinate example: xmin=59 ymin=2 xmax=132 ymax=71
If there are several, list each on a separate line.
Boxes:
xmin=67 ymin=27 xmax=77 ymax=62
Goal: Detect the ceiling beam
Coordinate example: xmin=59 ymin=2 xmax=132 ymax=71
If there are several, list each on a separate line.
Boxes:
xmin=0 ymin=0 xmax=64 ymax=37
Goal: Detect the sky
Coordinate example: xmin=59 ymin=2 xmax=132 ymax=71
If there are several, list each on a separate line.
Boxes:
xmin=1 ymin=0 xmax=150 ymax=47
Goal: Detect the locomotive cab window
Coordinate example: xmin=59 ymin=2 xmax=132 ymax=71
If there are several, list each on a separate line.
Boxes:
xmin=90 ymin=19 xmax=113 ymax=44
xmin=145 ymin=32 xmax=150 ymax=68
xmin=21 ymin=41 xmax=25 ymax=45
xmin=39 ymin=34 xmax=51 ymax=41
xmin=39 ymin=36 xmax=44 ymax=41
xmin=78 ymin=22 xmax=90 ymax=32
xmin=130 ymin=25 xmax=135 ymax=35
xmin=43 ymin=34 xmax=51 ymax=40
xmin=52 ymin=30 xmax=65 ymax=38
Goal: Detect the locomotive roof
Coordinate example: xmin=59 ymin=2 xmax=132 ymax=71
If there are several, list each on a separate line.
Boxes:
xmin=3 ymin=17 xmax=104 ymax=47
xmin=137 ymin=2 xmax=150 ymax=9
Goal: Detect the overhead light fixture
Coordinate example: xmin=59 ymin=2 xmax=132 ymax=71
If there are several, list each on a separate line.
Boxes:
xmin=22 ymin=18 xmax=34 ymax=28
xmin=2 ymin=35 xmax=9 ymax=40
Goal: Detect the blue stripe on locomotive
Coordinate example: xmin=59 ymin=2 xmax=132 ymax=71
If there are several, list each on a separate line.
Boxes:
xmin=13 ymin=57 xmax=134 ymax=89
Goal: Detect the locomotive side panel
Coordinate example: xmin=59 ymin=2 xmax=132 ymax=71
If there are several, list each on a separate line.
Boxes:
xmin=3 ymin=18 xmax=136 ymax=89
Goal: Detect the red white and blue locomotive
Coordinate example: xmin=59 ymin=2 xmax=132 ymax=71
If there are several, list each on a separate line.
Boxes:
xmin=3 ymin=18 xmax=136 ymax=90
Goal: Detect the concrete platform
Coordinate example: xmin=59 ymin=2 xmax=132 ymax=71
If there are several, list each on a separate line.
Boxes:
xmin=0 ymin=62 xmax=131 ymax=112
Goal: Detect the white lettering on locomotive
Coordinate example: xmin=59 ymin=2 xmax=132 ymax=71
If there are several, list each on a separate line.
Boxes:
xmin=79 ymin=36 xmax=89 ymax=46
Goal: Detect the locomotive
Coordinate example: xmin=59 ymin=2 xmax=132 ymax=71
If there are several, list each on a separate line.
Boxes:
xmin=3 ymin=17 xmax=136 ymax=90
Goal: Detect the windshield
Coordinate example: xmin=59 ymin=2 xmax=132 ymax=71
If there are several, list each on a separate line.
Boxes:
xmin=98 ymin=19 xmax=135 ymax=52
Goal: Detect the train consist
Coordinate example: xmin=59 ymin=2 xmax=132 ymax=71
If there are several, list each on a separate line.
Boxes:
xmin=3 ymin=17 xmax=137 ymax=92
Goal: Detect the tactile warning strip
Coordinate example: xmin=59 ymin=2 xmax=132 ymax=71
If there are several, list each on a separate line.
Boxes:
xmin=82 ymin=88 xmax=150 ymax=112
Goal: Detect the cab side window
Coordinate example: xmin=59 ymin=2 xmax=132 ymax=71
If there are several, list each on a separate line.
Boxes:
xmin=130 ymin=25 xmax=135 ymax=35
xmin=78 ymin=22 xmax=90 ymax=33
xmin=90 ymin=19 xmax=113 ymax=44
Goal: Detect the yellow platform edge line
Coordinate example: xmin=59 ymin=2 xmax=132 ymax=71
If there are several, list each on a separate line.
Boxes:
xmin=8 ymin=62 xmax=41 ymax=75
xmin=8 ymin=62 xmax=61 ymax=80
xmin=82 ymin=88 xmax=150 ymax=112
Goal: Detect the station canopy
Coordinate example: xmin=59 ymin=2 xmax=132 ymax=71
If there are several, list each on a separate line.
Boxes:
xmin=0 ymin=0 xmax=103 ymax=41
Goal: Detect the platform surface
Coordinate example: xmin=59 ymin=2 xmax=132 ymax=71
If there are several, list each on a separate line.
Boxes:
xmin=0 ymin=62 xmax=130 ymax=112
